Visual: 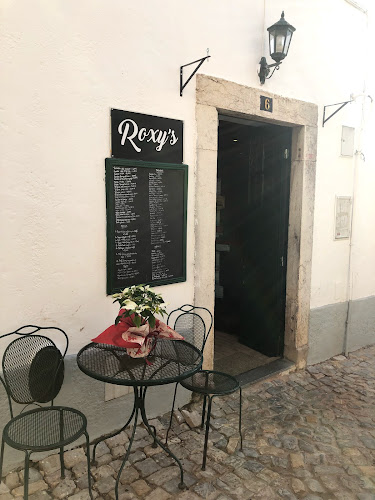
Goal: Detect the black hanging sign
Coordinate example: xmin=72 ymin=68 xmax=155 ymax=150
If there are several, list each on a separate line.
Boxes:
xmin=260 ymin=96 xmax=273 ymax=113
xmin=106 ymin=158 xmax=188 ymax=293
xmin=111 ymin=109 xmax=183 ymax=163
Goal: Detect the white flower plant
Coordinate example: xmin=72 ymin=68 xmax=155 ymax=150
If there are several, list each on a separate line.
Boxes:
xmin=112 ymin=284 xmax=167 ymax=329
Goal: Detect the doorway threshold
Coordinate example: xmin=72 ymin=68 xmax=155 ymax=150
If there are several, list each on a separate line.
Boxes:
xmin=237 ymin=358 xmax=295 ymax=387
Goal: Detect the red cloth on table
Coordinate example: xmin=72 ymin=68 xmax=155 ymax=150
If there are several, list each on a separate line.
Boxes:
xmin=92 ymin=309 xmax=183 ymax=358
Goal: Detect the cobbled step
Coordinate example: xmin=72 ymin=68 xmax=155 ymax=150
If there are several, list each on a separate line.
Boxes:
xmin=237 ymin=358 xmax=295 ymax=387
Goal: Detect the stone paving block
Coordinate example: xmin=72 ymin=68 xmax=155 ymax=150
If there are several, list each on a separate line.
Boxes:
xmin=111 ymin=445 xmax=126 ymax=459
xmin=12 ymin=479 xmax=48 ymax=497
xmin=107 ymin=484 xmax=137 ymax=500
xmin=305 ymin=478 xmax=325 ymax=493
xmin=175 ymin=491 xmax=201 ymax=500
xmin=64 ymin=448 xmax=86 ymax=468
xmin=144 ymin=486 xmax=170 ymax=500
xmin=0 ymin=483 xmax=10 ymax=495
xmin=43 ymin=469 xmax=72 ymax=489
xmin=29 ymin=491 xmax=53 ymax=500
xmin=217 ymin=479 xmax=253 ymax=500
xmin=152 ymin=453 xmax=175 ymax=468
xmin=68 ymin=490 xmax=98 ymax=500
xmin=359 ymin=466 xmax=375 ymax=477
xmin=95 ymin=453 xmax=113 ymax=467
xmin=314 ymin=464 xmax=344 ymax=475
xmin=4 ymin=473 xmax=20 ymax=491
xmin=133 ymin=458 xmax=160 ymax=477
xmin=132 ymin=438 xmax=150 ymax=451
xmin=291 ymin=477 xmax=305 ymax=494
xmin=94 ymin=441 xmax=110 ymax=458
xmin=243 ymin=459 xmax=264 ymax=473
xmin=290 ymin=452 xmax=304 ymax=468
xmin=38 ymin=455 xmax=61 ymax=475
xmin=117 ymin=466 xmax=139 ymax=485
xmin=106 ymin=432 xmax=129 ymax=449
xmin=76 ymin=475 xmax=90 ymax=490
xmin=126 ymin=427 xmax=148 ymax=441
xmin=147 ymin=465 xmax=180 ymax=486
xmin=144 ymin=444 xmax=162 ymax=457
xmin=277 ymin=488 xmax=298 ymax=499
xmin=244 ymin=484 xmax=275 ymax=499
xmin=0 ymin=494 xmax=13 ymax=500
xmin=51 ymin=478 xmax=76 ymax=499
xmin=72 ymin=461 xmax=89 ymax=479
xmin=128 ymin=450 xmax=146 ymax=464
xmin=19 ymin=467 xmax=43 ymax=484
xmin=131 ymin=478 xmax=151 ymax=496
xmin=319 ymin=475 xmax=341 ymax=491
xmin=257 ymin=468 xmax=285 ymax=489
xmin=192 ymin=481 xmax=217 ymax=499
xmin=94 ymin=476 xmax=116 ymax=495
xmin=163 ymin=473 xmax=197 ymax=495
xmin=92 ymin=464 xmax=115 ymax=481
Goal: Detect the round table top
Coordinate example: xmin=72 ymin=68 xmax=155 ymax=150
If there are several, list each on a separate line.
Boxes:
xmin=76 ymin=340 xmax=203 ymax=387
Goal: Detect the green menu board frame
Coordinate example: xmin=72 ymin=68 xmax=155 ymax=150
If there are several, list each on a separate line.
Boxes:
xmin=106 ymin=158 xmax=188 ymax=294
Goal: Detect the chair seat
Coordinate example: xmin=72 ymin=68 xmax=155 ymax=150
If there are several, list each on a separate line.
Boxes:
xmin=180 ymin=369 xmax=239 ymax=395
xmin=3 ymin=406 xmax=87 ymax=451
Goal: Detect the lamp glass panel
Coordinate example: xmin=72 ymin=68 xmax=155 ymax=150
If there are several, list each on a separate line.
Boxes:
xmin=284 ymin=30 xmax=292 ymax=55
xmin=269 ymin=32 xmax=275 ymax=54
xmin=275 ymin=33 xmax=286 ymax=53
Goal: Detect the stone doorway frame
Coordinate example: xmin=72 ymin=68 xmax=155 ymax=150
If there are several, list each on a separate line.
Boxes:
xmin=194 ymin=75 xmax=318 ymax=370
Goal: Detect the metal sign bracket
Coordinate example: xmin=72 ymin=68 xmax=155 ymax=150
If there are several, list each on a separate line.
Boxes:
xmin=180 ymin=49 xmax=211 ymax=97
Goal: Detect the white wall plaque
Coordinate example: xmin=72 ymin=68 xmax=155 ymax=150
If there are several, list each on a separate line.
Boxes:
xmin=341 ymin=126 xmax=355 ymax=157
xmin=335 ymin=196 xmax=352 ymax=239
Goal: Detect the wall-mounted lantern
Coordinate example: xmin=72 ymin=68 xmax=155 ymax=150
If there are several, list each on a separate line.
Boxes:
xmin=258 ymin=11 xmax=295 ymax=85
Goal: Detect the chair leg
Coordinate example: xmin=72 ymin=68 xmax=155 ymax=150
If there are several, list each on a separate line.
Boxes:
xmin=165 ymin=382 xmax=178 ymax=445
xmin=0 ymin=436 xmax=5 ymax=480
xmin=84 ymin=431 xmax=94 ymax=500
xmin=59 ymin=447 xmax=65 ymax=479
xmin=23 ymin=450 xmax=31 ymax=500
xmin=201 ymin=396 xmax=207 ymax=429
xmin=239 ymin=386 xmax=243 ymax=450
xmin=202 ymin=396 xmax=213 ymax=471
xmin=59 ymin=408 xmax=65 ymax=478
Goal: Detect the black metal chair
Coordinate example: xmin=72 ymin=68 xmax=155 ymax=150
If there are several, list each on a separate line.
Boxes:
xmin=165 ymin=305 xmax=243 ymax=470
xmin=0 ymin=325 xmax=93 ymax=499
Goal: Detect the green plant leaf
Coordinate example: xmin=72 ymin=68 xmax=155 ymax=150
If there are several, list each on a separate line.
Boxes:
xmin=148 ymin=316 xmax=156 ymax=329
xmin=133 ymin=314 xmax=142 ymax=328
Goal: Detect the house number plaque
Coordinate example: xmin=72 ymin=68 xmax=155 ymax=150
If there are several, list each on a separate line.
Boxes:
xmin=260 ymin=96 xmax=273 ymax=112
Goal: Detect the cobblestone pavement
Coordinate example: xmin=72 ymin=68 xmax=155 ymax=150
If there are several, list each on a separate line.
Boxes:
xmin=1 ymin=345 xmax=375 ymax=500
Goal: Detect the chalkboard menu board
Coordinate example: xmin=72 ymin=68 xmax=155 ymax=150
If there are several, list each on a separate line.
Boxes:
xmin=106 ymin=158 xmax=188 ymax=294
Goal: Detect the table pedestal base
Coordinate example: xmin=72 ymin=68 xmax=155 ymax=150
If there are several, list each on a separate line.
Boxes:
xmin=92 ymin=386 xmax=186 ymax=500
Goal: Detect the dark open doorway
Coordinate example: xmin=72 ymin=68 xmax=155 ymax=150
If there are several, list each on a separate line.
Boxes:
xmin=214 ymin=116 xmax=292 ymax=376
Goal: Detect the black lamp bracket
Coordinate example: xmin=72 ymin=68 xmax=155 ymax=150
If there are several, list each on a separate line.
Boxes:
xmin=323 ymin=94 xmax=373 ymax=127
xmin=258 ymin=57 xmax=282 ymax=85
xmin=266 ymin=62 xmax=282 ymax=80
xmin=180 ymin=49 xmax=211 ymax=96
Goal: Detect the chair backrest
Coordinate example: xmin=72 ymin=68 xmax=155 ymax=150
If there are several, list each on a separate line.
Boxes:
xmin=0 ymin=325 xmax=68 ymax=417
xmin=167 ymin=305 xmax=213 ymax=353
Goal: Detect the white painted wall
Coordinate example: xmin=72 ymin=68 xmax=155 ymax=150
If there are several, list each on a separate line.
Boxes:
xmin=1 ymin=0 xmax=374 ymax=353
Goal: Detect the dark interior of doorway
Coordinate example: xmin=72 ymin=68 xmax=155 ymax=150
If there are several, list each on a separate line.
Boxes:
xmin=214 ymin=116 xmax=292 ymax=377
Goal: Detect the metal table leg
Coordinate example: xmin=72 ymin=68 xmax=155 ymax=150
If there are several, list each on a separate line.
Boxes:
xmin=114 ymin=386 xmax=186 ymax=499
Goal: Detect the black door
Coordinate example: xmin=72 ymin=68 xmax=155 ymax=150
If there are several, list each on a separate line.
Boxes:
xmin=215 ymin=119 xmax=291 ymax=357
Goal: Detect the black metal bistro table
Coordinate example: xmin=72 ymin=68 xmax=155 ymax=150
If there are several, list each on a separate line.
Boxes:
xmin=77 ymin=339 xmax=203 ymax=499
